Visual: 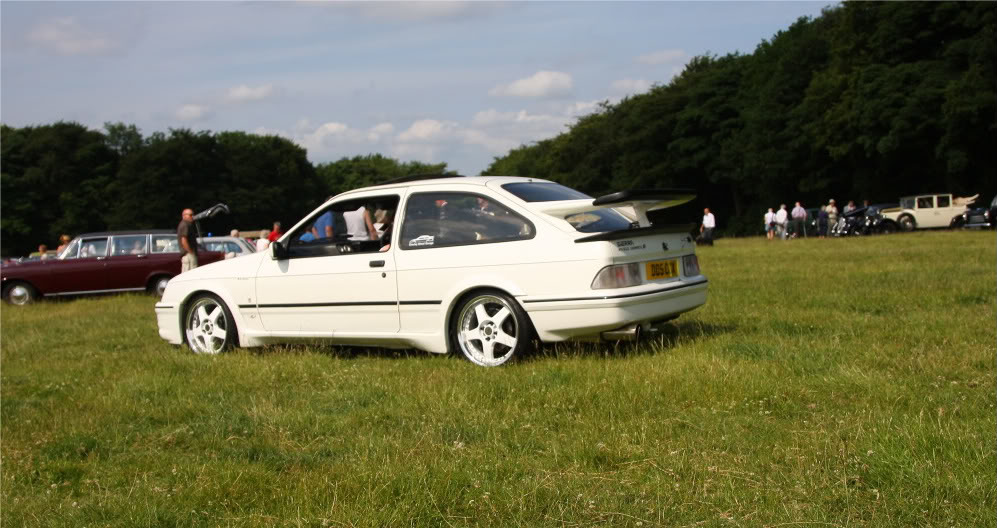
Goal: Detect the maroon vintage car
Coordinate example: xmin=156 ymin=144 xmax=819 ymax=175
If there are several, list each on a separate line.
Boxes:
xmin=1 ymin=230 xmax=224 ymax=305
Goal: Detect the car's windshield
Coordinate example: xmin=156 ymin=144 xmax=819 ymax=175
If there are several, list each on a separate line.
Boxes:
xmin=58 ymin=239 xmax=80 ymax=259
xmin=502 ymin=182 xmax=633 ymax=233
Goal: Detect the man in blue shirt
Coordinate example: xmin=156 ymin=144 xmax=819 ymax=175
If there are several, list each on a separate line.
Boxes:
xmin=311 ymin=210 xmax=334 ymax=240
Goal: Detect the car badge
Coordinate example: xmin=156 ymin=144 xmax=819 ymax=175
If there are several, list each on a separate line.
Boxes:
xmin=662 ymin=242 xmax=669 ymax=251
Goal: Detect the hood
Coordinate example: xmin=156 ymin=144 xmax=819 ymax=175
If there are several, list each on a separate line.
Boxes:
xmin=168 ymin=248 xmax=267 ymax=283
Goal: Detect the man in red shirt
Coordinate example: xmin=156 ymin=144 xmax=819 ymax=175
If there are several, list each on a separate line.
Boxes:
xmin=267 ymin=221 xmax=283 ymax=242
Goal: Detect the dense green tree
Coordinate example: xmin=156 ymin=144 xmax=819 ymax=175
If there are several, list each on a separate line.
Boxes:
xmin=1 ymin=122 xmax=117 ymax=256
xmin=314 ymin=154 xmax=452 ymax=197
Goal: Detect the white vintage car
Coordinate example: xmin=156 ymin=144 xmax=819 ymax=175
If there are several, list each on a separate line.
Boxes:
xmin=155 ymin=175 xmax=708 ymax=366
xmin=879 ymin=193 xmax=973 ymax=231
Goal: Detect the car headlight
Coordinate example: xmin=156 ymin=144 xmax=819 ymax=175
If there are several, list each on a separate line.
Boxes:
xmin=591 ymin=263 xmax=641 ymax=289
xmin=682 ymin=254 xmax=700 ymax=277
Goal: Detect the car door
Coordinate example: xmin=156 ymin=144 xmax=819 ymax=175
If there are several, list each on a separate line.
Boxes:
xmin=253 ymin=194 xmax=401 ymax=336
xmin=105 ymin=234 xmax=153 ymax=290
xmin=48 ymin=236 xmax=110 ymax=293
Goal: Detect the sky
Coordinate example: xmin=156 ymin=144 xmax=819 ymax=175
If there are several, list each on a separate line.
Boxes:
xmin=1 ymin=1 xmax=835 ymax=176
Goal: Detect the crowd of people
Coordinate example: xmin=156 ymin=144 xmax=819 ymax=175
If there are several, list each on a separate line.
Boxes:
xmin=763 ymin=199 xmax=860 ymax=240
xmin=698 ymin=198 xmax=866 ymax=245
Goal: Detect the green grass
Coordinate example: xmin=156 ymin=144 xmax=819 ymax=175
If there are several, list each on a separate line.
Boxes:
xmin=2 ymin=231 xmax=994 ymax=527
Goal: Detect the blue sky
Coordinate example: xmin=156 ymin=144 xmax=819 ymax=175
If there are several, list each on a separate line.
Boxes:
xmin=1 ymin=1 xmax=834 ymax=176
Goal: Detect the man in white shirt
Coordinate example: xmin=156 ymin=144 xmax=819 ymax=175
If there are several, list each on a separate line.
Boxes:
xmin=775 ymin=204 xmax=789 ymax=240
xmin=763 ymin=207 xmax=776 ymax=240
xmin=700 ymin=208 xmax=716 ymax=246
xmin=791 ymin=201 xmax=807 ymax=238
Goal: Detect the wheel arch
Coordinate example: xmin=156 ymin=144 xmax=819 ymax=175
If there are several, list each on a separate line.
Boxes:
xmin=440 ymin=281 xmax=538 ymax=354
xmin=176 ymin=287 xmax=246 ymax=348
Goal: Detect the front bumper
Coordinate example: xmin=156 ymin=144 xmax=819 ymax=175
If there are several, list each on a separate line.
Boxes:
xmin=155 ymin=302 xmax=183 ymax=345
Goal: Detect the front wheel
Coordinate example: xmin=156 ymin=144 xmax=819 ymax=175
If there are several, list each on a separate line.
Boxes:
xmin=184 ymin=294 xmax=237 ymax=354
xmin=3 ymin=282 xmax=37 ymax=306
xmin=453 ymin=292 xmax=532 ymax=367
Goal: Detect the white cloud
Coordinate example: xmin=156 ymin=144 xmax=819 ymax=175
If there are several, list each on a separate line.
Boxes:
xmin=225 ymin=84 xmax=276 ymax=103
xmin=489 ymin=71 xmax=573 ymax=98
xmin=175 ymin=104 xmax=211 ymax=121
xmin=610 ymin=78 xmax=652 ymax=96
xmin=636 ymin=49 xmax=687 ymax=65
xmin=563 ymin=100 xmax=606 ymax=117
xmin=27 ymin=17 xmax=118 ymax=56
xmin=397 ymin=119 xmax=459 ymax=142
xmin=302 ymin=1 xmax=505 ymax=22
xmin=367 ymin=122 xmax=394 ymax=142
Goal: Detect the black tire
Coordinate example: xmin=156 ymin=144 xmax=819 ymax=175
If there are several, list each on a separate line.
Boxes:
xmin=183 ymin=293 xmax=237 ymax=354
xmin=450 ymin=290 xmax=533 ymax=367
xmin=148 ymin=275 xmax=172 ymax=296
xmin=878 ymin=220 xmax=897 ymax=234
xmin=2 ymin=282 xmax=37 ymax=306
xmin=898 ymin=214 xmax=916 ymax=232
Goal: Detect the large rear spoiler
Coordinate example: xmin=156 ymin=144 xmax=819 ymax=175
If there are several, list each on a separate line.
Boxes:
xmin=532 ymin=188 xmax=695 ymax=227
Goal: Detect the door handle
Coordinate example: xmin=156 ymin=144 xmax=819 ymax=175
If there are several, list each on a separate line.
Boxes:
xmin=369 ymin=260 xmax=385 ymax=268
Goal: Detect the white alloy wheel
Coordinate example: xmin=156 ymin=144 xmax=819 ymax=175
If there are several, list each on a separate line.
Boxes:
xmin=455 ymin=293 xmax=528 ymax=367
xmin=5 ymin=283 xmax=36 ymax=306
xmin=184 ymin=295 xmax=234 ymax=355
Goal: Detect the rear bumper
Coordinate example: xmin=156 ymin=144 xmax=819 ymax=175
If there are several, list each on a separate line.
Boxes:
xmin=521 ymin=278 xmax=708 ymax=342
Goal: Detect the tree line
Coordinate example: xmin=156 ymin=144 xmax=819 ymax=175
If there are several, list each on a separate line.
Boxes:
xmin=0 ymin=123 xmax=450 ymax=256
xmin=485 ymin=1 xmax=995 ymax=233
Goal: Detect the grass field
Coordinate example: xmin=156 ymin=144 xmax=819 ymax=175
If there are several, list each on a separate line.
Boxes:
xmin=2 ymin=231 xmax=994 ymax=527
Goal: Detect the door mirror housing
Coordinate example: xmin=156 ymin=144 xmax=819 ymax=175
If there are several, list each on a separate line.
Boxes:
xmin=271 ymin=241 xmax=288 ymax=260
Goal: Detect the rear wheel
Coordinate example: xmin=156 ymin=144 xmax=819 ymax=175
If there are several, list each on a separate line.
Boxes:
xmin=452 ymin=291 xmax=532 ymax=367
xmin=3 ymin=282 xmax=37 ymax=306
xmin=149 ymin=275 xmax=172 ymax=296
xmin=184 ymin=294 xmax=237 ymax=354
xmin=898 ymin=214 xmax=916 ymax=232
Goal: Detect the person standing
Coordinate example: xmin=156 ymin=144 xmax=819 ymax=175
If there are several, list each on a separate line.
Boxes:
xmin=267 ymin=221 xmax=283 ymax=242
xmin=826 ymin=199 xmax=839 ymax=232
xmin=256 ymin=230 xmax=271 ymax=251
xmin=700 ymin=207 xmax=716 ymax=246
xmin=791 ymin=201 xmax=807 ymax=238
xmin=177 ymin=208 xmax=198 ymax=272
xmin=764 ymin=208 xmax=776 ymax=240
xmin=775 ymin=204 xmax=788 ymax=240
xmin=843 ymin=200 xmax=856 ymax=214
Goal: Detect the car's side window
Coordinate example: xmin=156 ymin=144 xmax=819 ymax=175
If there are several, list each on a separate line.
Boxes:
xmin=917 ymin=197 xmax=934 ymax=209
xmin=399 ymin=192 xmax=534 ymax=250
xmin=80 ymin=238 xmax=108 ymax=258
xmin=936 ymin=196 xmax=950 ymax=208
xmin=287 ymin=195 xmax=400 ymax=258
xmin=152 ymin=235 xmax=180 ymax=254
xmin=112 ymin=235 xmax=148 ymax=256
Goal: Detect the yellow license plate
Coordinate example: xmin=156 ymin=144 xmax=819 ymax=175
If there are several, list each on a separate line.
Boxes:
xmin=645 ymin=259 xmax=678 ymax=281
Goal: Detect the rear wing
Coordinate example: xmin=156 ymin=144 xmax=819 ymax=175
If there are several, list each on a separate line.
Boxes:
xmin=531 ymin=188 xmax=695 ymax=227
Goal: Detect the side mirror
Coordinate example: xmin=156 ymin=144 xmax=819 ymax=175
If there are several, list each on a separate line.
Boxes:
xmin=271 ymin=241 xmax=288 ymax=260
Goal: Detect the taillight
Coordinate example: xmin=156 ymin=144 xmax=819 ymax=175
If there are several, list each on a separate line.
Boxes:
xmin=591 ymin=263 xmax=642 ymax=290
xmin=682 ymin=254 xmax=700 ymax=277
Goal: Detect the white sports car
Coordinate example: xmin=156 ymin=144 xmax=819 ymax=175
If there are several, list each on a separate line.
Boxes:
xmin=155 ymin=175 xmax=708 ymax=366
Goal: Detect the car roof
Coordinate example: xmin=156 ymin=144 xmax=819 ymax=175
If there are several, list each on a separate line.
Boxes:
xmin=331 ymin=175 xmax=554 ymax=201
xmin=75 ymin=230 xmax=174 ymax=238
xmin=899 ymin=193 xmax=951 ymax=199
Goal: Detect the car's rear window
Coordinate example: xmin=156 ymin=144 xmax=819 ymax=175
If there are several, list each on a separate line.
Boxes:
xmin=502 ymin=182 xmax=633 ymax=233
